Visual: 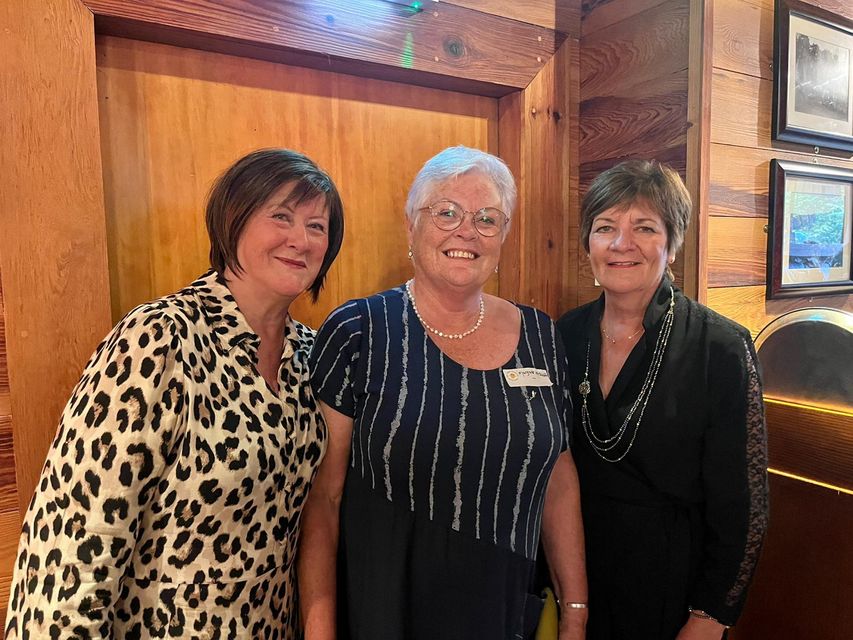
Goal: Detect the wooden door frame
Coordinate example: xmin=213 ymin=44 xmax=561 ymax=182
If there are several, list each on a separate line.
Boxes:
xmin=1 ymin=0 xmax=580 ymax=517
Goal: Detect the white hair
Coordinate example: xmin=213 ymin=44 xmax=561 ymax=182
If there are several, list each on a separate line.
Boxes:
xmin=405 ymin=146 xmax=517 ymax=235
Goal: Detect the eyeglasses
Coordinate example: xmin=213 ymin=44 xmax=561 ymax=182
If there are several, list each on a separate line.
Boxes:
xmin=420 ymin=200 xmax=508 ymax=237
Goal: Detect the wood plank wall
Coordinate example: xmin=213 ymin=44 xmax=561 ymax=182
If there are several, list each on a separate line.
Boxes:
xmin=0 ymin=0 xmax=114 ymax=630
xmin=0 ymin=273 xmax=17 ymax=629
xmin=578 ymin=0 xmax=691 ymax=305
xmin=706 ymin=0 xmax=853 ymax=335
xmin=97 ymin=36 xmax=499 ymax=330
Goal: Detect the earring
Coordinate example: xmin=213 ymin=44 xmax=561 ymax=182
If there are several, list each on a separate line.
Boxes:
xmin=407 ymin=248 xmax=413 ymax=260
xmin=494 ymin=265 xmax=499 ymax=274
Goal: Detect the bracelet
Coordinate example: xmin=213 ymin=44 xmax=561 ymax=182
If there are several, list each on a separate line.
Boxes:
xmin=688 ymin=607 xmax=730 ymax=629
xmin=563 ymin=602 xmax=588 ymax=609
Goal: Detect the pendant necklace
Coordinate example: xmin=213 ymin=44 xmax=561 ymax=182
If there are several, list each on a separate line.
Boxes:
xmin=578 ymin=286 xmax=675 ymax=462
xmin=405 ymin=279 xmax=485 ymax=340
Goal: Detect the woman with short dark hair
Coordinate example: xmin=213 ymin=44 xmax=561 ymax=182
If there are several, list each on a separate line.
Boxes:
xmin=5 ymin=148 xmax=344 ymax=639
xmin=557 ymin=160 xmax=769 ymax=639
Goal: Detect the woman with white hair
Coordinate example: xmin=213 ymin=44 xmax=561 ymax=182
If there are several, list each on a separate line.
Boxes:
xmin=299 ymin=146 xmax=587 ymax=639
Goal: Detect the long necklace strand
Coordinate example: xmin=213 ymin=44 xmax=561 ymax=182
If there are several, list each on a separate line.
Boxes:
xmin=405 ymin=279 xmax=485 ymax=340
xmin=578 ymin=286 xmax=675 ymax=463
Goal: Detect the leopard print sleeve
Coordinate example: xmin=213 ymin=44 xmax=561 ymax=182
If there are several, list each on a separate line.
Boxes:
xmin=4 ymin=304 xmax=186 ymax=639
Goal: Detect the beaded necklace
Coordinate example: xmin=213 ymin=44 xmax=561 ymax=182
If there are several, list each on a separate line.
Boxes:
xmin=578 ymin=286 xmax=675 ymax=462
xmin=405 ymin=279 xmax=485 ymax=340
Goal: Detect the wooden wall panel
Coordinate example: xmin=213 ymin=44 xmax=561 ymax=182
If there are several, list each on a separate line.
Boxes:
xmin=85 ymin=0 xmax=563 ymax=97
xmin=0 ymin=274 xmax=18 ymax=634
xmin=710 ymin=68 xmax=772 ymax=150
xmin=443 ymin=0 xmax=582 ymax=35
xmin=765 ymin=401 xmax=853 ymax=490
xmin=706 ymin=285 xmax=852 ymax=336
xmin=731 ymin=473 xmax=853 ymax=640
xmin=0 ymin=0 xmax=113 ymax=632
xmin=499 ymin=35 xmax=580 ymax=316
xmin=577 ymin=0 xmax=690 ymax=305
xmin=580 ymin=0 xmax=689 ymax=100
xmin=580 ymin=0 xmax=669 ymax=36
xmin=707 ymin=216 xmax=767 ymax=287
xmin=0 ymin=0 xmax=113 ymax=519
xmin=710 ymin=144 xmax=853 ymax=218
xmin=714 ymin=0 xmax=853 ymax=80
xmin=706 ymin=0 xmax=853 ymax=337
xmin=98 ymin=36 xmax=499 ymax=330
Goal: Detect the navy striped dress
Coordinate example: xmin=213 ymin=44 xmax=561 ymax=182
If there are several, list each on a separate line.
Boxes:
xmin=310 ymin=286 xmax=570 ymax=640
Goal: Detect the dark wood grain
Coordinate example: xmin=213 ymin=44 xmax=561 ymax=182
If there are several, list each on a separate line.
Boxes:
xmin=578 ymin=144 xmax=687 ymax=195
xmin=579 ymin=85 xmax=689 ymax=163
xmin=581 ymin=0 xmax=670 ymax=36
xmin=767 ymin=400 xmax=853 ymax=488
xmin=84 ymin=0 xmax=564 ymax=97
xmin=729 ymin=473 xmax=853 ymax=640
xmin=580 ymin=0 xmax=689 ymax=100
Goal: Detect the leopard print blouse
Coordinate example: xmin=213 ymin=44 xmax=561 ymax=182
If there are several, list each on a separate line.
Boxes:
xmin=4 ymin=270 xmax=326 ymax=639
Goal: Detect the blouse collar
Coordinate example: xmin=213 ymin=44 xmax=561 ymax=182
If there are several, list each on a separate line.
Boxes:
xmin=192 ymin=269 xmax=296 ymax=360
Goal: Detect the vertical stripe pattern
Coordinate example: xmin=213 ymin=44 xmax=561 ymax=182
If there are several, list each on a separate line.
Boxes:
xmin=310 ymin=286 xmax=570 ymax=559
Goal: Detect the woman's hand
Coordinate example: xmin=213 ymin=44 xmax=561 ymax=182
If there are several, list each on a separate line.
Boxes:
xmin=674 ymin=613 xmax=727 ymax=640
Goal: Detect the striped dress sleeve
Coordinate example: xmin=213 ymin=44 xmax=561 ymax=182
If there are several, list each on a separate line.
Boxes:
xmin=309 ymin=301 xmax=363 ymax=419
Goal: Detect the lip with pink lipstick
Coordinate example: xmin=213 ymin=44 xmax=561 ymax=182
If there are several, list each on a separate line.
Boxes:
xmin=277 ymin=256 xmax=307 ymax=269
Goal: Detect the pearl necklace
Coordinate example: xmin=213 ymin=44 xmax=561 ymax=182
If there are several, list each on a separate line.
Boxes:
xmin=578 ymin=286 xmax=675 ymax=462
xmin=405 ymin=279 xmax=485 ymax=340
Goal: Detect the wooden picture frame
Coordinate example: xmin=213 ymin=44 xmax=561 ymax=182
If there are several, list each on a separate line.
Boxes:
xmin=772 ymin=0 xmax=853 ymax=153
xmin=768 ymin=159 xmax=853 ymax=299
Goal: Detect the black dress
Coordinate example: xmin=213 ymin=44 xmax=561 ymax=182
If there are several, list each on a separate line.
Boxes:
xmin=556 ymin=278 xmax=769 ymax=639
xmin=310 ymin=287 xmax=571 ymax=640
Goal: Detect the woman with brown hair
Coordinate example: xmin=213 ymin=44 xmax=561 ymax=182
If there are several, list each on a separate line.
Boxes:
xmin=557 ymin=160 xmax=769 ymax=640
xmin=5 ymin=148 xmax=344 ymax=639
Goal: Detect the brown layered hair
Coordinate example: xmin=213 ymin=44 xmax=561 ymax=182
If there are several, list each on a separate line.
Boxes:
xmin=206 ymin=148 xmax=344 ymax=301
xmin=580 ymin=160 xmax=692 ymax=258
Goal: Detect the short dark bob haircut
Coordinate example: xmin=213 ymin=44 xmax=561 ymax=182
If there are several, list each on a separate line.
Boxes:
xmin=206 ymin=148 xmax=344 ymax=302
xmin=580 ymin=159 xmax=692 ymax=257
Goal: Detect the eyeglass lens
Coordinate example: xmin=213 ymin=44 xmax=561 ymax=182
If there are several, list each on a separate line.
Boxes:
xmin=429 ymin=200 xmax=505 ymax=236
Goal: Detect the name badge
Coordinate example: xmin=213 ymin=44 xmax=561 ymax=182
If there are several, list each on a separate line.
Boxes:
xmin=502 ymin=368 xmax=552 ymax=387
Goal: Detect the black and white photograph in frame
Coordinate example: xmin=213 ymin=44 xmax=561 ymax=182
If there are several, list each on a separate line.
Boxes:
xmin=773 ymin=0 xmax=853 ymax=153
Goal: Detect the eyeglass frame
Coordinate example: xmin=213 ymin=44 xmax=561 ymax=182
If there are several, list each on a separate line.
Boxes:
xmin=418 ymin=199 xmax=509 ymax=237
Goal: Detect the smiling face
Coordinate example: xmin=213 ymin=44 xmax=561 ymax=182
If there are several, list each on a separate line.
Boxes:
xmin=407 ymin=172 xmax=504 ymax=293
xmin=588 ymin=200 xmax=671 ymax=299
xmin=231 ymin=181 xmax=330 ymax=304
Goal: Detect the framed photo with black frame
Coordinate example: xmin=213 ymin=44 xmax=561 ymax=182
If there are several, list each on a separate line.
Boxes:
xmin=772 ymin=0 xmax=853 ymax=153
xmin=768 ymin=159 xmax=853 ymax=299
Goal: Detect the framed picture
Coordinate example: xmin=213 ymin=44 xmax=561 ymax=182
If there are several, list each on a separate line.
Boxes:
xmin=772 ymin=0 xmax=853 ymax=153
xmin=768 ymin=159 xmax=853 ymax=298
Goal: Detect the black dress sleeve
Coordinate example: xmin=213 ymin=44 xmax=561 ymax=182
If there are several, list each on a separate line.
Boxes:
xmin=691 ymin=329 xmax=769 ymax=626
